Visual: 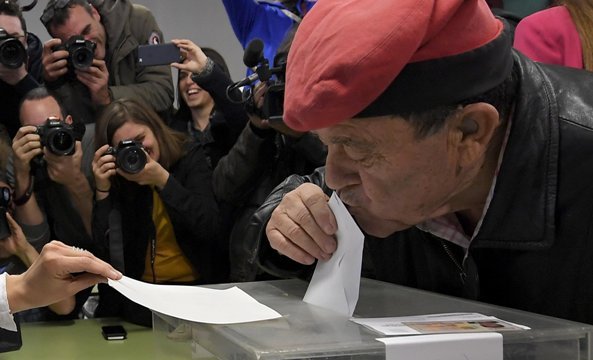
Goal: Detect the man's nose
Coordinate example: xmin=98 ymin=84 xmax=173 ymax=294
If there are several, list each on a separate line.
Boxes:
xmin=324 ymin=146 xmax=357 ymax=191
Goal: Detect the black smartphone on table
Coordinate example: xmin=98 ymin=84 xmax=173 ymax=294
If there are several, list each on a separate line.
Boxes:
xmin=101 ymin=325 xmax=127 ymax=340
xmin=137 ymin=43 xmax=181 ymax=66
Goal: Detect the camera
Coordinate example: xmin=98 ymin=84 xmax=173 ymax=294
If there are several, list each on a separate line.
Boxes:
xmin=227 ymin=39 xmax=286 ymax=123
xmin=54 ymin=35 xmax=96 ymax=72
xmin=0 ymin=28 xmax=26 ymax=69
xmin=36 ymin=117 xmax=76 ymax=156
xmin=106 ymin=140 xmax=147 ymax=174
xmin=0 ymin=187 xmax=11 ymax=240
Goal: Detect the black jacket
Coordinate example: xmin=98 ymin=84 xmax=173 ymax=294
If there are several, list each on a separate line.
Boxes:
xmin=214 ymin=122 xmax=327 ymax=282
xmin=169 ymin=62 xmax=248 ymax=169
xmin=0 ymin=32 xmax=43 ymax=139
xmin=252 ymin=52 xmax=593 ymax=324
xmin=92 ymin=144 xmax=227 ymax=325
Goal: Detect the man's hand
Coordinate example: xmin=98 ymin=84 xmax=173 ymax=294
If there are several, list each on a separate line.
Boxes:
xmin=0 ymin=62 xmax=28 ymax=86
xmin=42 ymin=38 xmax=69 ymax=83
xmin=12 ymin=126 xmax=42 ymax=178
xmin=6 ymin=240 xmax=122 ymax=314
xmin=45 ymin=141 xmax=84 ymax=187
xmin=76 ymin=59 xmax=110 ymax=106
xmin=265 ymin=183 xmax=338 ymax=265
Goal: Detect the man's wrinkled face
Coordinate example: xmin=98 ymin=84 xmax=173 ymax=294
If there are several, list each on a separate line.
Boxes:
xmin=316 ymin=115 xmax=464 ymax=238
xmin=50 ymin=5 xmax=106 ymax=60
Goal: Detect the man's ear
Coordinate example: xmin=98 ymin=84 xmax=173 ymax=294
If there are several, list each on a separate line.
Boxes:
xmin=64 ymin=115 xmax=73 ymax=125
xmin=448 ymin=102 xmax=501 ymax=167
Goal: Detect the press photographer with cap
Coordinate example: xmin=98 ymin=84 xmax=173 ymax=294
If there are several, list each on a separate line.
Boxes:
xmin=253 ymin=0 xmax=593 ymax=324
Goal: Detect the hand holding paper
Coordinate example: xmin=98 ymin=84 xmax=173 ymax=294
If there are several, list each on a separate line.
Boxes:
xmin=303 ymin=192 xmax=365 ymax=316
xmin=108 ymin=276 xmax=281 ymax=324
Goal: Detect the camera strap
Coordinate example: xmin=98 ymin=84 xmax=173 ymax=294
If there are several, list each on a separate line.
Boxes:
xmin=108 ymin=208 xmax=125 ymax=272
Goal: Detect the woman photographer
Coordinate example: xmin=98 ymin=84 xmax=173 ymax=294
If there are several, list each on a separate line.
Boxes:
xmin=91 ymin=98 xmax=227 ymax=326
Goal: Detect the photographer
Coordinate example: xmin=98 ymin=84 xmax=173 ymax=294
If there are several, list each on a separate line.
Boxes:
xmin=8 ymin=87 xmax=94 ymax=320
xmin=40 ymin=0 xmax=173 ymax=125
xmin=212 ymin=26 xmax=327 ymax=281
xmin=0 ymin=124 xmax=76 ymax=322
xmin=169 ymin=39 xmax=248 ymax=169
xmin=92 ymin=98 xmax=227 ymax=327
xmin=0 ymin=0 xmax=43 ymax=140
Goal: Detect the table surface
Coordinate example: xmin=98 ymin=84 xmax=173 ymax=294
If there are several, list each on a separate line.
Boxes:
xmin=1 ymin=318 xmax=158 ymax=360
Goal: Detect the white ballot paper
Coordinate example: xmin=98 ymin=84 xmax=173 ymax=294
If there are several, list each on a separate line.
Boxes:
xmin=108 ymin=276 xmax=281 ymax=324
xmin=377 ymin=332 xmax=503 ymax=360
xmin=303 ymin=192 xmax=365 ymax=316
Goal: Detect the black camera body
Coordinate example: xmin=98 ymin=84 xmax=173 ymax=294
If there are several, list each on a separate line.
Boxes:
xmin=54 ymin=35 xmax=96 ymax=73
xmin=106 ymin=140 xmax=147 ymax=174
xmin=36 ymin=117 xmax=76 ymax=156
xmin=0 ymin=27 xmax=26 ymax=69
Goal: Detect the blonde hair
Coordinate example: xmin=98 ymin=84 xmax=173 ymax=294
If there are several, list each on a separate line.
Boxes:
xmin=560 ymin=0 xmax=593 ymax=70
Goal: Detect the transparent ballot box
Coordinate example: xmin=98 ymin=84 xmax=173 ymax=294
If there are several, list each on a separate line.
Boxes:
xmin=152 ymin=278 xmax=593 ymax=359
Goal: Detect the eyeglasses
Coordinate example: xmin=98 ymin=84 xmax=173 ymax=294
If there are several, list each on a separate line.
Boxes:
xmin=40 ymin=0 xmax=72 ymax=28
xmin=0 ymin=187 xmax=11 ymax=208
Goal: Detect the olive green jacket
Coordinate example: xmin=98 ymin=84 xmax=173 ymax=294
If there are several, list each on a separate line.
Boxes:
xmin=50 ymin=0 xmax=174 ymax=124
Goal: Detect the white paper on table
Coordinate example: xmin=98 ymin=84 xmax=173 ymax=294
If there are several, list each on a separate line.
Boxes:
xmin=377 ymin=332 xmax=503 ymax=360
xmin=303 ymin=192 xmax=364 ymax=316
xmin=108 ymin=276 xmax=281 ymax=324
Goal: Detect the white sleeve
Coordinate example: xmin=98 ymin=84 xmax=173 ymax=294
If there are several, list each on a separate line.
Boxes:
xmin=0 ymin=273 xmax=17 ymax=331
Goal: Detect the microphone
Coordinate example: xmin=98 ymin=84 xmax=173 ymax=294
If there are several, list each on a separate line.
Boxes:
xmin=243 ymin=39 xmax=264 ymax=68
xmin=228 ymin=39 xmax=267 ymax=90
xmin=231 ymin=72 xmax=260 ymax=89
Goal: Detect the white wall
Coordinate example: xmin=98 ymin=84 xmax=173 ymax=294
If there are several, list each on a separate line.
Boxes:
xmin=22 ymin=0 xmax=246 ymax=81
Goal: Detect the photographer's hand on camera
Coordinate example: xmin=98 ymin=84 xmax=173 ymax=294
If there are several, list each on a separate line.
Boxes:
xmin=92 ymin=145 xmax=116 ymax=200
xmin=44 ymin=141 xmax=84 ymax=187
xmin=0 ymin=213 xmax=36 ymax=267
xmin=75 ymin=59 xmax=110 ymax=106
xmin=119 ymin=153 xmax=169 ymax=190
xmin=11 ymin=126 xmax=42 ymax=187
xmin=249 ymin=82 xmax=304 ymax=139
xmin=42 ymin=38 xmax=69 ymax=83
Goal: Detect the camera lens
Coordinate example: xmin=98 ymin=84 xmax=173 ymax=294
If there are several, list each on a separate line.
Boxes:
xmin=71 ymin=47 xmax=93 ymax=69
xmin=0 ymin=38 xmax=26 ymax=69
xmin=48 ymin=129 xmax=75 ymax=155
xmin=118 ymin=146 xmax=147 ymax=174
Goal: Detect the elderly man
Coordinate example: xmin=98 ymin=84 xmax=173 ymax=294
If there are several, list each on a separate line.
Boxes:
xmin=253 ymin=0 xmax=593 ymax=324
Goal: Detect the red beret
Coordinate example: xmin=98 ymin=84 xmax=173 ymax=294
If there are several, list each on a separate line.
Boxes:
xmin=284 ymin=0 xmax=513 ymax=131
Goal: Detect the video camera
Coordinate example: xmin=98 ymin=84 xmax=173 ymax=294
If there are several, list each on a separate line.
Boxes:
xmin=227 ymin=39 xmax=286 ymax=123
xmin=106 ymin=140 xmax=147 ymax=174
xmin=36 ymin=117 xmax=76 ymax=156
xmin=53 ymin=35 xmax=96 ymax=75
xmin=0 ymin=27 xmax=26 ymax=69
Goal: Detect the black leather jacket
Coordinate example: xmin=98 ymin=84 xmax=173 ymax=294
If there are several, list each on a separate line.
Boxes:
xmin=252 ymin=51 xmax=593 ymax=324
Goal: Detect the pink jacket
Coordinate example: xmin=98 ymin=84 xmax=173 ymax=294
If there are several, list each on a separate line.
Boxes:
xmin=514 ymin=6 xmax=583 ymax=69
